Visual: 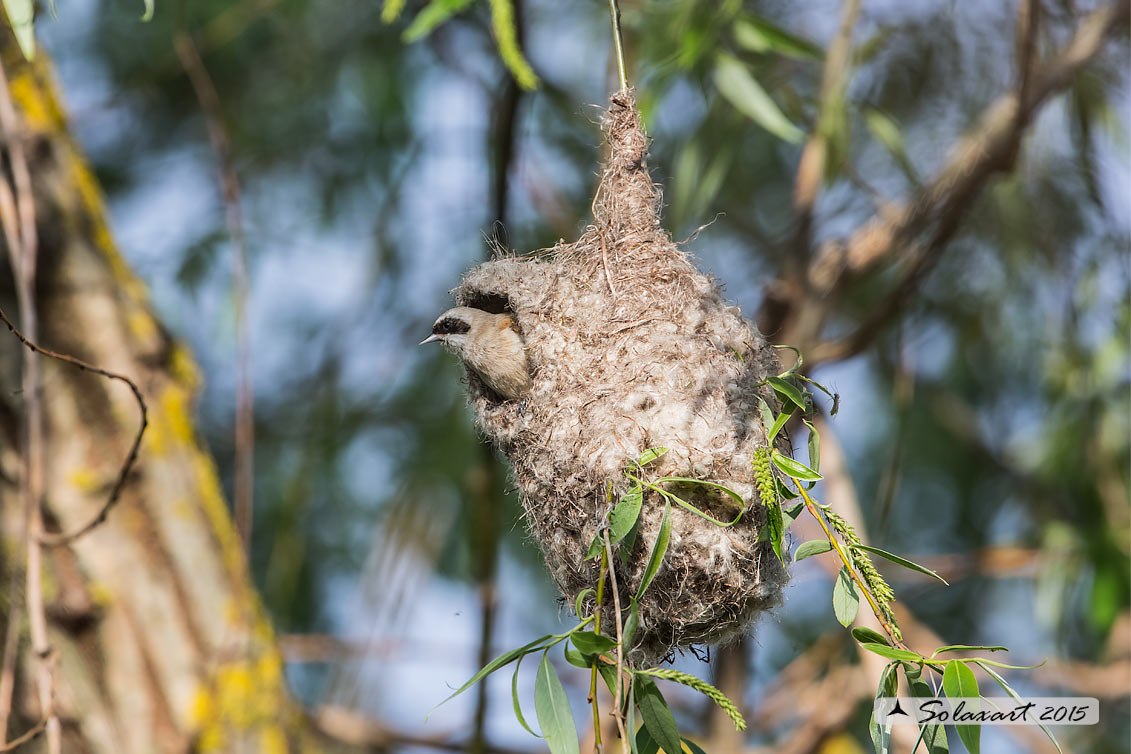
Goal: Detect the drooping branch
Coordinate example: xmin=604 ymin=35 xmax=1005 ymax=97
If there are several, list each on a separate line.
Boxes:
xmin=760 ymin=0 xmax=1129 ymax=365
xmin=174 ymin=31 xmax=256 ymax=553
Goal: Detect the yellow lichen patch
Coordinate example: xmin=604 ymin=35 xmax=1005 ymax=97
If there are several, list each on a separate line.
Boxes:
xmin=184 ymin=649 xmax=296 ymax=754
xmin=67 ymin=465 xmax=102 ymax=494
xmin=127 ymin=309 xmax=158 ymax=343
xmin=260 ymin=725 xmax=289 ymax=754
xmin=146 ymin=385 xmax=197 ymax=457
xmin=168 ymin=342 xmax=202 ymax=391
xmin=193 ymin=449 xmax=247 ymax=581
xmin=8 ymin=66 xmax=66 ymax=133
xmin=87 ymin=581 xmax=115 ymax=608
xmin=66 ymin=152 xmax=150 ymax=306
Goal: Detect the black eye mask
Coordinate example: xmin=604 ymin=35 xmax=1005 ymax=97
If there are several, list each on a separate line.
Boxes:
xmin=433 ymin=317 xmax=471 ymax=336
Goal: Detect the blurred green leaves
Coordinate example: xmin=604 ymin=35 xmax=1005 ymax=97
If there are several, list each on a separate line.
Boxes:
xmin=384 ymin=0 xmax=537 ymax=89
xmin=713 ymin=52 xmax=802 ymax=143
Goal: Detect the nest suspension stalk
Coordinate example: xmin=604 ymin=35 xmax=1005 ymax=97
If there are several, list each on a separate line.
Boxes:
xmin=607 ymin=0 xmax=629 ymax=93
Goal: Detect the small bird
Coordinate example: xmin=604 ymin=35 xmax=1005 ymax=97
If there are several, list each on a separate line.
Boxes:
xmin=420 ymin=306 xmax=533 ymax=401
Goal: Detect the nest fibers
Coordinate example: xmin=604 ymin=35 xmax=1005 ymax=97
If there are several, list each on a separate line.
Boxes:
xmin=455 ymin=92 xmax=789 ymax=664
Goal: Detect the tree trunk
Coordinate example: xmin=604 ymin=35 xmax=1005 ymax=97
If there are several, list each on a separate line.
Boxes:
xmin=0 ymin=35 xmax=353 ymax=754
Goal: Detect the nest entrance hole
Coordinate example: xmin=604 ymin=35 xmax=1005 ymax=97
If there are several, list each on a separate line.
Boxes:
xmin=461 ymin=289 xmax=513 ymax=316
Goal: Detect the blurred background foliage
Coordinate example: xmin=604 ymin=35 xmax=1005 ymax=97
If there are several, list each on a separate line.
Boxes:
xmin=29 ymin=0 xmax=1129 ymax=750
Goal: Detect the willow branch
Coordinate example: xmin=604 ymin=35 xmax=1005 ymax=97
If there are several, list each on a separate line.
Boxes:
xmin=174 ymin=30 xmax=255 ymax=551
xmin=762 ymin=0 xmax=1129 ymax=363
xmin=602 ymin=529 xmax=629 ymax=753
xmin=0 ymin=54 xmax=59 ymax=754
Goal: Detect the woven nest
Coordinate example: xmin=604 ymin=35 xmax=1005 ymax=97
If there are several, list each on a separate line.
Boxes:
xmin=455 ymin=92 xmax=789 ymax=664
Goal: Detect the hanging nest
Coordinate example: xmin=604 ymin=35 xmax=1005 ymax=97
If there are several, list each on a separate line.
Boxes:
xmin=455 ymin=91 xmax=789 ymax=664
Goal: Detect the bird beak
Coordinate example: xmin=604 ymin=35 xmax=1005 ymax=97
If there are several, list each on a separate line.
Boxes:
xmin=419 ymin=334 xmax=441 ymax=345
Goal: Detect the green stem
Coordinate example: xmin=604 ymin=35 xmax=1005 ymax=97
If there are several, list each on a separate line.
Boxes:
xmin=607 ymin=0 xmax=628 ymax=91
xmin=793 ymin=480 xmax=906 ymax=648
xmin=590 ymin=545 xmax=608 ymax=749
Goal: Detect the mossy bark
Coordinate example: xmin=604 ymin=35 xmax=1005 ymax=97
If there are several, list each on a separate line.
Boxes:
xmin=0 ymin=36 xmax=353 ymax=754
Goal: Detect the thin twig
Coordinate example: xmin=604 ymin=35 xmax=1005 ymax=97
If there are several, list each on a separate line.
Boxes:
xmin=0 ymin=306 xmax=149 ymax=547
xmin=590 ymin=545 xmax=607 ymax=752
xmin=174 ymin=31 xmax=255 ymax=552
xmin=792 ymin=0 xmax=861 ymax=254
xmin=602 ymin=528 xmax=629 ymax=752
xmin=600 ymin=234 xmax=618 ymax=297
xmin=0 ymin=55 xmax=60 ymax=754
xmin=0 ymin=599 xmax=20 ymax=747
xmin=0 ymin=124 xmax=22 ymax=754
xmin=607 ymin=0 xmax=628 ymax=92
xmin=0 ymin=717 xmax=45 ymax=752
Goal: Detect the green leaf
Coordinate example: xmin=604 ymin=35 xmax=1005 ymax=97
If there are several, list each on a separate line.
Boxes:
xmin=434 ymin=634 xmax=554 ymax=709
xmin=402 ymin=0 xmax=475 ymax=41
xmin=859 ymin=642 xmax=922 ymax=660
xmin=756 ymin=396 xmax=775 ymax=435
xmin=734 ymin=15 xmax=821 ymax=59
xmin=636 ymin=676 xmax=682 ymax=754
xmin=863 ymin=107 xmax=919 ymax=184
xmin=832 ymin=567 xmax=860 ymax=626
xmin=635 ymin=724 xmax=659 ymax=754
xmin=907 ymin=672 xmax=949 ymax=754
xmin=381 ymin=0 xmax=408 ymax=23
xmin=574 ymin=589 xmax=595 ymax=618
xmin=570 ymin=631 xmax=617 ymax=656
xmin=631 ymin=476 xmax=746 ymax=528
xmin=586 ymin=535 xmax=604 ymax=561
xmin=966 ymin=658 xmax=1044 ymax=670
xmin=535 ymin=653 xmax=580 ymax=754
xmin=767 ymin=498 xmax=785 ymax=564
xmin=610 ymin=486 xmax=644 ymax=544
xmin=931 ymin=645 xmax=1007 ymax=656
xmin=713 ymin=53 xmax=803 ymax=143
xmin=795 ymin=539 xmax=832 ymax=561
xmin=636 ymin=501 xmax=672 ymax=600
xmin=803 ymin=419 xmax=820 ymax=473
xmin=654 ymin=477 xmax=746 ymax=508
xmin=975 ymin=662 xmax=1061 ymax=754
xmin=777 ymin=480 xmax=800 ymax=501
xmin=942 ymin=660 xmax=980 ymax=754
xmin=597 ymin=660 xmax=619 ymax=697
xmin=620 ymin=516 xmax=639 ymax=565
xmin=627 ymin=675 xmax=640 ymax=754
xmin=781 ymin=501 xmax=804 ymax=526
xmin=851 ymin=626 xmax=890 ymax=646
xmin=140 ymin=0 xmax=154 ymax=21
xmin=767 ymin=406 xmax=792 ymax=444
xmin=3 ymin=0 xmax=35 ymax=59
xmin=682 ymin=739 xmax=709 ymax=754
xmin=623 ymin=597 xmax=640 ymax=649
xmin=870 ymin=662 xmax=899 ymax=754
xmin=767 ymin=376 xmax=808 ymax=411
xmin=563 ymin=647 xmax=593 ymax=669
xmin=853 ymin=545 xmax=949 ymax=585
xmin=637 ymin=447 xmax=669 ymax=467
xmin=772 ymin=450 xmax=823 ymax=481
xmin=486 ymin=0 xmax=539 ymax=90
xmin=512 ymin=653 xmax=538 ymax=736
xmin=859 ymin=643 xmax=924 ymax=663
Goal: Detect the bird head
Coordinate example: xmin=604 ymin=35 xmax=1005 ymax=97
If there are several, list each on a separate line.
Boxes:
xmin=420 ymin=307 xmax=488 ymax=357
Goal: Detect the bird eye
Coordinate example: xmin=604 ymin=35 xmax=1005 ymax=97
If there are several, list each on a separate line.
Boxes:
xmin=434 ymin=317 xmax=470 ymax=335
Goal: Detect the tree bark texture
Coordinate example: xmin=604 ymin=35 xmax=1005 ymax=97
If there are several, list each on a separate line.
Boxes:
xmin=0 ymin=36 xmax=351 ymax=754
